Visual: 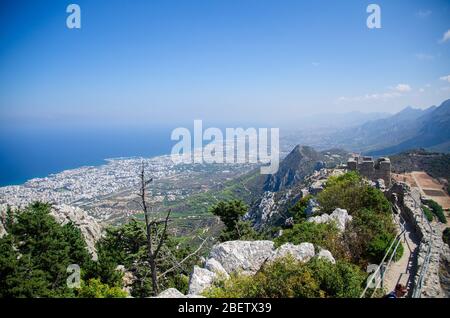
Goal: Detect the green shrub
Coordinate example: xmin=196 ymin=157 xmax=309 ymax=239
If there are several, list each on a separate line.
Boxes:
xmin=317 ymin=172 xmax=391 ymax=215
xmin=443 ymin=228 xmax=450 ymax=246
xmin=0 ymin=202 xmax=92 ymax=297
xmin=422 ymin=205 xmax=434 ymax=222
xmin=289 ymin=195 xmax=313 ymax=222
xmin=275 ymin=221 xmax=343 ymax=258
xmin=204 ymin=257 xmax=366 ymax=298
xmin=342 ymin=209 xmax=398 ymax=266
xmin=366 ymin=233 xmax=403 ymax=263
xmin=424 ymin=200 xmax=447 ymax=224
xmin=91 ymin=220 xmax=201 ymax=297
xmin=210 ymin=200 xmax=259 ymax=241
xmin=77 ymin=278 xmax=127 ymax=298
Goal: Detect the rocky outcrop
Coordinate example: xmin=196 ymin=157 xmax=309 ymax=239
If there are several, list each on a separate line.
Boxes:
xmin=209 ymin=240 xmax=275 ymax=275
xmin=50 ymin=204 xmax=102 ymax=260
xmin=0 ymin=221 xmax=6 ymax=238
xmin=0 ymin=203 xmax=102 ymax=259
xmin=440 ymin=244 xmax=450 ymax=298
xmin=250 ymin=192 xmax=278 ymax=229
xmin=188 ymin=266 xmax=218 ymax=295
xmin=205 ymin=258 xmax=229 ymax=278
xmin=267 ymin=242 xmax=315 ymax=263
xmin=116 ymin=265 xmax=135 ymax=296
xmin=156 ymin=288 xmax=186 ymax=298
xmin=307 ymin=208 xmax=352 ymax=231
xmin=263 ymin=145 xmax=324 ymax=192
xmin=156 ymin=288 xmax=205 ymax=298
xmin=317 ymin=248 xmax=336 ymax=264
xmin=187 ymin=240 xmax=334 ymax=296
xmin=304 ymin=198 xmax=320 ymax=216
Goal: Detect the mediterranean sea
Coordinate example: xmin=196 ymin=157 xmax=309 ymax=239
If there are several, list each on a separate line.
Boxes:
xmin=0 ymin=126 xmax=176 ymax=187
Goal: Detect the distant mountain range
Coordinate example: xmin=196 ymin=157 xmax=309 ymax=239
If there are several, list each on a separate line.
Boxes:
xmin=329 ymin=99 xmax=450 ymax=155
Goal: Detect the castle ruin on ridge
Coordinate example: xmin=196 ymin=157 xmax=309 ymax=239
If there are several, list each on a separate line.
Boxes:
xmin=347 ymin=155 xmax=391 ymax=187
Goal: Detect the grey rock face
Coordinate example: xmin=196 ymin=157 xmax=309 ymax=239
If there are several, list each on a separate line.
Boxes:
xmin=284 ymin=217 xmax=294 ymax=228
xmin=317 ymin=249 xmax=336 ymax=264
xmin=439 ymin=244 xmax=450 ymax=298
xmin=0 ymin=203 xmax=102 ymax=259
xmin=187 ymin=240 xmax=337 ymax=296
xmin=0 ymin=221 xmax=6 ymax=238
xmin=156 ymin=288 xmax=205 ymax=298
xmin=268 ymin=242 xmax=315 ymax=263
xmin=205 ymin=258 xmax=229 ymax=278
xmin=304 ymin=198 xmax=320 ymax=217
xmin=309 ymin=180 xmax=326 ymax=195
xmin=50 ymin=204 xmax=102 ymax=260
xmin=188 ymin=266 xmax=217 ymax=295
xmin=209 ymin=240 xmax=275 ymax=275
xmin=307 ymin=208 xmax=352 ymax=231
xmin=156 ymin=288 xmax=186 ymax=298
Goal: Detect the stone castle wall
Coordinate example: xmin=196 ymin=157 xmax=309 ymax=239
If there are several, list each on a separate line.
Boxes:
xmin=387 ymin=182 xmax=448 ymax=298
xmin=347 ymin=156 xmax=391 ymax=186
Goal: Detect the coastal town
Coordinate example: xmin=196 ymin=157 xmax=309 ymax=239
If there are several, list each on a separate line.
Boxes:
xmin=0 ymin=154 xmax=257 ymax=223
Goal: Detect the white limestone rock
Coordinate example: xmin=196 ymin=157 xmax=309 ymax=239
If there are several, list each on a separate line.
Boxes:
xmin=50 ymin=204 xmax=102 ymax=259
xmin=307 ymin=208 xmax=352 ymax=231
xmin=0 ymin=221 xmax=6 ymax=238
xmin=317 ymin=249 xmax=336 ymax=264
xmin=268 ymin=242 xmax=315 ymax=263
xmin=205 ymin=257 xmax=229 ymax=278
xmin=188 ymin=266 xmax=217 ymax=295
xmin=304 ymin=198 xmax=320 ymax=216
xmin=156 ymin=288 xmax=186 ymax=298
xmin=209 ymin=240 xmax=275 ymax=275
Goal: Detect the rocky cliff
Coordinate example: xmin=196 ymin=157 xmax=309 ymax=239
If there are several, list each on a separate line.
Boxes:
xmin=157 ymin=240 xmax=335 ymax=297
xmin=0 ymin=203 xmax=102 ymax=260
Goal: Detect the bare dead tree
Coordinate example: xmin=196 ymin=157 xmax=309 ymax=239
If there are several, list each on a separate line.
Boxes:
xmin=158 ymin=235 xmax=209 ymax=279
xmin=138 ymin=162 xmax=171 ymax=296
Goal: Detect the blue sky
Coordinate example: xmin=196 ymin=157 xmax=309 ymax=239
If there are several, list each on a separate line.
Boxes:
xmin=1 ymin=0 xmax=450 ymax=128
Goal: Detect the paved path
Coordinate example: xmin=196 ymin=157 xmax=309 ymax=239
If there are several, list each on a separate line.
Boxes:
xmin=383 ymin=214 xmax=420 ymax=297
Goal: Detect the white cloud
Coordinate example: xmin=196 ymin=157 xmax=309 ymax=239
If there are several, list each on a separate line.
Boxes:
xmin=415 ymin=53 xmax=434 ymax=60
xmin=419 ymin=88 xmax=425 ymax=93
xmin=337 ymin=92 xmax=401 ymax=103
xmin=439 ymin=30 xmax=450 ymax=43
xmin=440 ymin=75 xmax=450 ymax=83
xmin=394 ymin=84 xmax=412 ymax=92
xmin=337 ymin=83 xmax=412 ymax=103
xmin=416 ymin=10 xmax=432 ymax=18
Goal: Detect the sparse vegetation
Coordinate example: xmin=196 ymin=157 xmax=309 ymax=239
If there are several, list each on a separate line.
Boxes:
xmin=0 ymin=203 xmax=94 ymax=297
xmin=289 ymin=195 xmax=313 ymax=222
xmin=317 ymin=172 xmax=391 ymax=215
xmin=422 ymin=205 xmax=434 ymax=222
xmin=443 ymin=228 xmax=450 ymax=246
xmin=276 ymin=222 xmax=342 ymax=257
xmin=89 ymin=219 xmax=201 ymax=297
xmin=424 ymin=199 xmax=447 ymax=224
xmin=203 ymin=257 xmax=366 ymax=298
xmin=210 ymin=200 xmax=259 ymax=242
xmin=277 ymin=172 xmax=401 ymax=268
